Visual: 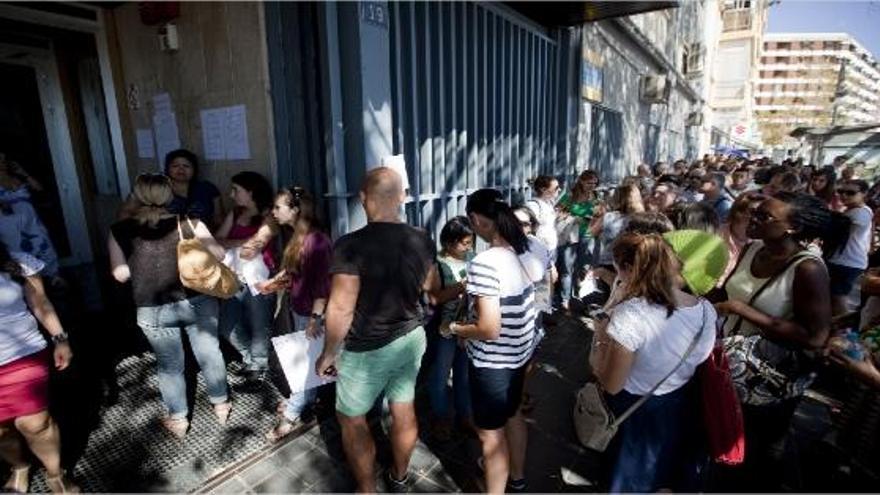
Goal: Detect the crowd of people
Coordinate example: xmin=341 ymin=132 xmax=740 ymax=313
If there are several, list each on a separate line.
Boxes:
xmin=2 ymin=145 xmax=880 ymax=493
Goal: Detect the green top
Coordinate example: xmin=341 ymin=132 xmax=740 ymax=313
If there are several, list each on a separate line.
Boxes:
xmin=437 ymin=254 xmax=471 ymax=324
xmin=558 ymin=192 xmax=596 ymax=238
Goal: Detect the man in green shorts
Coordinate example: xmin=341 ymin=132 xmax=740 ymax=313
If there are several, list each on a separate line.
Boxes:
xmin=316 ymin=167 xmax=438 ymax=493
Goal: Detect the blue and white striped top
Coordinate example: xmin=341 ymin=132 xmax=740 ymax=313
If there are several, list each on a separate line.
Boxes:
xmin=466 ymin=247 xmax=540 ymax=369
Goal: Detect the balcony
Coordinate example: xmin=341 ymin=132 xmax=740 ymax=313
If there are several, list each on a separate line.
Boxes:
xmin=722 ymin=9 xmax=751 ymax=32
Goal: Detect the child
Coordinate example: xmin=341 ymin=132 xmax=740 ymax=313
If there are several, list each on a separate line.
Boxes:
xmin=428 ymin=216 xmax=474 ymax=439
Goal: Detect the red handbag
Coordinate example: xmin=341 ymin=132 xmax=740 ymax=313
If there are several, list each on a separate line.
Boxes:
xmin=699 ymin=344 xmax=746 ymax=465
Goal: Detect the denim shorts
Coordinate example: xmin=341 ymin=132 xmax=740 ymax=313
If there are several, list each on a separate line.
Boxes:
xmin=468 ymin=363 xmax=526 ymax=430
xmin=335 ymin=327 xmax=426 ymax=417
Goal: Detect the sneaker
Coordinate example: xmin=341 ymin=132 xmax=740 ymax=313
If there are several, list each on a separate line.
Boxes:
xmin=384 ymin=470 xmax=410 ymax=493
xmin=507 ymin=478 xmax=528 ymax=493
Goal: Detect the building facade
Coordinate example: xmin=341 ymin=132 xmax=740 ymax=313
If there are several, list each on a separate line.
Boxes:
xmin=576 ymin=1 xmax=708 ymax=182
xmin=706 ymin=0 xmax=769 ymax=150
xmin=755 ymin=32 xmax=880 ymax=149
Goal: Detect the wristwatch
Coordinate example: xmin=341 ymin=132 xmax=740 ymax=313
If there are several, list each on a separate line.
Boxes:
xmin=448 ymin=322 xmax=459 ymax=336
xmin=310 ymin=313 xmax=324 ymax=323
xmin=51 ymin=332 xmax=69 ymax=345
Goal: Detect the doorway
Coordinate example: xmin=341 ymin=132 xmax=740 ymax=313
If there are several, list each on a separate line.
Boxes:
xmin=0 ymin=61 xmax=73 ymax=259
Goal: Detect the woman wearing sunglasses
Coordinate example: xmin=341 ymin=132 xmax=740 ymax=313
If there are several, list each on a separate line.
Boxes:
xmin=826 ymin=180 xmax=873 ymax=316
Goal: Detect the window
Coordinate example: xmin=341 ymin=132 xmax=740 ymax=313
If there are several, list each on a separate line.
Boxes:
xmin=685 ymin=43 xmax=705 ymax=74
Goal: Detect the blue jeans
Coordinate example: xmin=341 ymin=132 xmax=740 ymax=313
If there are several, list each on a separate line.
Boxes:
xmin=427 ymin=332 xmax=472 ymax=421
xmin=555 ymin=237 xmax=597 ymax=305
xmin=136 ymin=295 xmax=229 ymax=418
xmin=219 ymin=287 xmax=274 ymax=371
xmin=282 ymin=312 xmax=319 ymax=421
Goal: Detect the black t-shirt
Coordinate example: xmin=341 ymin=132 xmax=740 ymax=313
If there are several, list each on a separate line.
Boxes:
xmin=110 ymin=215 xmax=198 ymax=307
xmin=330 ymin=222 xmax=436 ymax=352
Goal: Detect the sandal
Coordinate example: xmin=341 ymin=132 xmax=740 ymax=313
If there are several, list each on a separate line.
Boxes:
xmin=265 ymin=417 xmax=301 ymax=443
xmin=46 ymin=471 xmax=80 ymax=494
xmin=214 ymin=402 xmax=233 ymax=426
xmin=161 ymin=417 xmax=189 ymax=439
xmin=3 ymin=465 xmax=30 ymax=493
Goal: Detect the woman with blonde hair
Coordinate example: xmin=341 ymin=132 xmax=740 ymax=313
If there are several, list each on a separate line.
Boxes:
xmin=108 ymin=174 xmax=230 ymax=438
xmin=590 ymin=232 xmax=715 ymax=492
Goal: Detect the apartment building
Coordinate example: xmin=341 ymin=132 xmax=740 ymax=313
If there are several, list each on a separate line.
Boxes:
xmin=755 ymin=33 xmax=880 ymax=140
xmin=706 ymin=0 xmax=769 ymax=149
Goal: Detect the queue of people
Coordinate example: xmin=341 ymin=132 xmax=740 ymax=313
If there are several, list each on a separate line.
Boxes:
xmin=4 ymin=144 xmax=880 ymax=494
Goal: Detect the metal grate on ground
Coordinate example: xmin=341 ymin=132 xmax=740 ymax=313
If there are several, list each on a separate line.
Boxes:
xmin=27 ymin=354 xmax=283 ymax=493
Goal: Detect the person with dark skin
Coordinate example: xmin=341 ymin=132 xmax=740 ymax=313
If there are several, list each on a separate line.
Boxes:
xmin=714 ymin=192 xmax=847 ymax=491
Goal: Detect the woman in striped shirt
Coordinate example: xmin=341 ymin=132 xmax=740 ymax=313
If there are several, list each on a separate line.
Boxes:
xmin=444 ymin=188 xmax=542 ymax=494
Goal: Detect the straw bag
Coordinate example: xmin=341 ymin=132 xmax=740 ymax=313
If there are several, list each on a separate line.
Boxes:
xmin=177 ymin=217 xmax=239 ymax=299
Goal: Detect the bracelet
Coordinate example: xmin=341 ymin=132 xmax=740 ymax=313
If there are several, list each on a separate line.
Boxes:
xmin=51 ymin=332 xmax=69 ymax=345
xmin=311 ymin=313 xmax=324 ymax=323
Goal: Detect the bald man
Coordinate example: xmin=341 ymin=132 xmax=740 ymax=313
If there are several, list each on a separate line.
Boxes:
xmin=316 ymin=167 xmax=437 ymax=492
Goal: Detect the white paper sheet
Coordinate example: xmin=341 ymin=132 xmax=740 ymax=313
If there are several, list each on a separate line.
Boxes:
xmin=152 ymin=92 xmax=173 ymax=114
xmin=380 ymin=154 xmax=409 ymax=191
xmin=199 ymin=105 xmax=250 ymax=161
xmin=271 ymin=332 xmax=336 ymax=395
xmin=201 ymin=108 xmax=226 ymax=160
xmin=224 ymin=105 xmax=250 ymax=160
xmin=135 ymin=129 xmax=155 ymax=158
xmin=153 ymin=111 xmax=180 ymax=168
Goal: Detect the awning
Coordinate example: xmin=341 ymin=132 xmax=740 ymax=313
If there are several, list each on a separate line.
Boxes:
xmin=506 ymin=2 xmax=678 ymax=27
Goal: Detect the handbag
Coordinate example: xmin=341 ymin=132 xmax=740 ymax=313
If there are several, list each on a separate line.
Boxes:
xmin=177 ymin=217 xmax=240 ymax=299
xmin=721 ymin=248 xmax=817 ymax=406
xmin=698 ymin=343 xmax=745 ymax=465
xmin=574 ymin=301 xmax=707 ymax=452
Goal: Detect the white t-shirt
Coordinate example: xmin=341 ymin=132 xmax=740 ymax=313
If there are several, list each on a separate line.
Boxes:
xmin=466 ymin=247 xmax=539 ymax=369
xmin=606 ymin=297 xmax=716 ymax=396
xmin=525 ymin=236 xmax=553 ymax=313
xmin=829 ymin=205 xmax=872 ymax=269
xmin=0 ymin=252 xmax=47 ymax=366
xmin=526 ymin=198 xmax=558 ymax=254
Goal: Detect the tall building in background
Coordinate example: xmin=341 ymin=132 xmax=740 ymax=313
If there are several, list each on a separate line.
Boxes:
xmin=755 ymin=33 xmax=880 ymax=148
xmin=706 ymin=0 xmax=769 ymax=150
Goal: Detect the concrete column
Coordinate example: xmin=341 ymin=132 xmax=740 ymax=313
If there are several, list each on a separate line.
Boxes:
xmin=335 ymin=2 xmax=395 ymax=231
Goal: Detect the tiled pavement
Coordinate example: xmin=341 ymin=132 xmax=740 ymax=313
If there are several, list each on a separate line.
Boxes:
xmin=201 ymin=311 xmax=880 ymax=494
xmin=5 ymin=309 xmax=873 ymax=492
xmin=202 ymin=314 xmax=603 ymax=493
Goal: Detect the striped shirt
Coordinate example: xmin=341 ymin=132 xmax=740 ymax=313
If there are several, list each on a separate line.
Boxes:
xmin=466 ymin=247 xmax=539 ymax=369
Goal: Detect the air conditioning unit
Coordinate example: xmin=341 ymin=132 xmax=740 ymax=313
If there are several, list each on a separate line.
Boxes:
xmin=686 ymin=112 xmax=704 ymax=126
xmin=640 ymin=75 xmax=671 ymax=103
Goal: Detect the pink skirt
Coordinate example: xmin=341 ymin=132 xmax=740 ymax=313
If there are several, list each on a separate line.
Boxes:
xmin=0 ymin=349 xmax=50 ymax=422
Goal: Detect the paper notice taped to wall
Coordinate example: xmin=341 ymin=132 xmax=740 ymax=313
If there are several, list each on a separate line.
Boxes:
xmin=380 ymin=154 xmax=409 ymax=191
xmin=200 ymin=105 xmax=251 ymax=161
xmin=135 ymin=129 xmax=155 ymax=159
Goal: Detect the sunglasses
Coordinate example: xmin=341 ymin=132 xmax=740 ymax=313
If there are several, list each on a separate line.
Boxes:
xmin=837 ymin=189 xmax=860 ymax=196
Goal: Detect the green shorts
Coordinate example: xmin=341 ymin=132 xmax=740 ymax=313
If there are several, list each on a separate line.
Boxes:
xmin=335 ymin=327 xmax=427 ymax=417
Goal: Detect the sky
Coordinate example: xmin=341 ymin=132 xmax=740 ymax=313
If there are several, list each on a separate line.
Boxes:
xmin=766 ymin=0 xmax=880 ymax=57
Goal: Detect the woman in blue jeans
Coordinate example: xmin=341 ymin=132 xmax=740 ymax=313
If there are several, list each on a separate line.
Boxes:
xmin=217 ymin=172 xmax=278 ymax=381
xmin=257 ymin=187 xmax=333 ymax=442
xmin=108 ymin=174 xmax=231 ymax=438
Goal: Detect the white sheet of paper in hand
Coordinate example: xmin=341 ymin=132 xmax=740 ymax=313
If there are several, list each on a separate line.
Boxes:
xmin=272 ymin=332 xmax=336 ymax=395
